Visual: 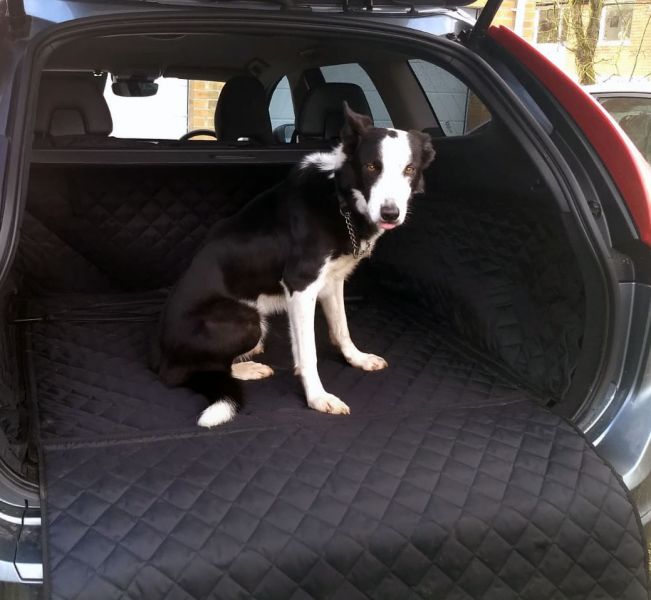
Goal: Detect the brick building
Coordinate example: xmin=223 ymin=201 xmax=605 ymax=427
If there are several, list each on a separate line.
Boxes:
xmin=188 ymin=80 xmax=225 ymax=133
xmin=105 ymin=3 xmax=649 ymax=140
xmin=471 ymin=0 xmax=651 ymax=83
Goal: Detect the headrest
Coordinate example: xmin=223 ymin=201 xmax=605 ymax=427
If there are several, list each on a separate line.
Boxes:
xmin=297 ymin=83 xmax=373 ymax=140
xmin=35 ymin=74 xmax=113 ymax=137
xmin=214 ymin=76 xmax=273 ymax=144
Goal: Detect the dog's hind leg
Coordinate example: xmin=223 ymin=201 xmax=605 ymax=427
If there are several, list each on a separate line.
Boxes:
xmin=231 ymin=316 xmax=274 ymax=380
xmin=167 ymin=298 xmax=266 ymax=427
xmin=250 ymin=341 xmax=265 ymax=356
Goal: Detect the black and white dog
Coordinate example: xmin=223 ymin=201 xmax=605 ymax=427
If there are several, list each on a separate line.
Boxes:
xmin=157 ymin=105 xmax=435 ymax=427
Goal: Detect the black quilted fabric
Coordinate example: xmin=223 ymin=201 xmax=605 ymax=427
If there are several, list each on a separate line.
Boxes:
xmin=18 ymin=163 xmax=645 ymax=599
xmin=27 ymin=294 xmax=526 ymax=440
xmin=42 ymin=406 xmax=648 ymax=600
xmin=23 ymin=165 xmax=289 ymax=291
xmin=0 ymin=286 xmax=26 ymax=473
xmin=23 ymin=294 xmax=648 ymax=599
xmin=21 ymin=165 xmax=584 ymax=399
xmin=362 ymin=192 xmax=585 ymax=399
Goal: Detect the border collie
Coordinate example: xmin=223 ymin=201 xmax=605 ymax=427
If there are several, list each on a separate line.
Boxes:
xmin=157 ymin=104 xmax=435 ymax=427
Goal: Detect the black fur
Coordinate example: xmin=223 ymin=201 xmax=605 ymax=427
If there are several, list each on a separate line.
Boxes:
xmin=157 ymin=105 xmax=435 ymax=421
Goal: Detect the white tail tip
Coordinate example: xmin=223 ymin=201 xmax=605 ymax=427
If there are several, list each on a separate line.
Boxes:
xmin=197 ymin=399 xmax=237 ymax=428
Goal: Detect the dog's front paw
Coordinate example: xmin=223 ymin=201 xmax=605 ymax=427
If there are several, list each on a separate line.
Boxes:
xmin=349 ymin=353 xmax=388 ymax=371
xmin=308 ymin=393 xmax=351 ymax=415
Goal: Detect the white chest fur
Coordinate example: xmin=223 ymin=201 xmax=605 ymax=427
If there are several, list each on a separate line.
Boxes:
xmin=256 ymin=242 xmax=378 ymax=315
xmin=253 ymin=257 xmax=357 ymax=316
xmin=325 ymin=254 xmax=361 ymax=282
xmin=254 ymin=294 xmax=287 ymax=316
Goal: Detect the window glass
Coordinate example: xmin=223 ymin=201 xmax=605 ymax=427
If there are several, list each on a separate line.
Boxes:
xmin=269 ymin=76 xmax=295 ymax=130
xmin=409 ymin=60 xmax=491 ymax=136
xmin=535 ymin=6 xmax=568 ymax=44
xmin=600 ymin=96 xmax=651 ymax=162
xmin=320 ymin=64 xmax=393 ymax=128
xmin=600 ymin=96 xmax=651 ymax=119
xmin=104 ymin=77 xmax=224 ymax=139
xmin=601 ymin=5 xmax=634 ymax=43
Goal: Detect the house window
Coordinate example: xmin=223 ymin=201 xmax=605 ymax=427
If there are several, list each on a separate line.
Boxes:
xmin=535 ymin=6 xmax=568 ymax=44
xmin=600 ymin=5 xmax=634 ymax=43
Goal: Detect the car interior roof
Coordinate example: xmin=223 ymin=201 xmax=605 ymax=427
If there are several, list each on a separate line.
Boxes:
xmin=36 ymin=29 xmax=449 ymax=161
xmin=45 ymin=32 xmax=411 ymax=85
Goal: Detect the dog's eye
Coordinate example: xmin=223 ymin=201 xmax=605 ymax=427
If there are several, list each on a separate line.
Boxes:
xmin=404 ymin=165 xmax=415 ymax=176
xmin=365 ymin=163 xmax=377 ymax=172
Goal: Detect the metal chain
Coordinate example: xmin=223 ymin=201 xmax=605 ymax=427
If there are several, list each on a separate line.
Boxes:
xmin=340 ymin=207 xmax=369 ymax=259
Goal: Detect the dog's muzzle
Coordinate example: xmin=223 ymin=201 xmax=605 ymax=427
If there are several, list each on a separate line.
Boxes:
xmin=379 ymin=203 xmax=400 ymax=230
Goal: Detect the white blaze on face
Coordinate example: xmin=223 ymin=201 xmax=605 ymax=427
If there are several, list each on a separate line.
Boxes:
xmin=367 ymin=130 xmax=413 ymax=228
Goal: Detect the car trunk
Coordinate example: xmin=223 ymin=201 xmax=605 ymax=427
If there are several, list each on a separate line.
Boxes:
xmin=17 ymin=143 xmax=583 ymax=428
xmin=2 ymin=120 xmax=646 ymax=596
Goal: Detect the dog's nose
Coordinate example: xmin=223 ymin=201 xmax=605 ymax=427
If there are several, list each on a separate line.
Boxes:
xmin=380 ymin=204 xmax=400 ymax=223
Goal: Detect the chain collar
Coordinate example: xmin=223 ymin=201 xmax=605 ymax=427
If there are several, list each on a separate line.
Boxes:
xmin=340 ymin=206 xmax=371 ymax=259
xmin=335 ymin=178 xmax=371 ymax=260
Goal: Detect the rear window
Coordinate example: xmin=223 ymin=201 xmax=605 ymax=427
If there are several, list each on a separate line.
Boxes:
xmin=320 ymin=63 xmax=393 ymax=128
xmin=104 ymin=77 xmax=224 ymax=139
xmin=409 ymin=60 xmax=491 ymax=136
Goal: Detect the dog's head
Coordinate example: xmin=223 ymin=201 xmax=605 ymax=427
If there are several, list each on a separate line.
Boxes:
xmin=337 ymin=103 xmax=435 ymax=231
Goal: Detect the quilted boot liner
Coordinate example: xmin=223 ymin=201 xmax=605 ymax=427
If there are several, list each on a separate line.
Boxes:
xmin=23 ymin=293 xmax=648 ymax=599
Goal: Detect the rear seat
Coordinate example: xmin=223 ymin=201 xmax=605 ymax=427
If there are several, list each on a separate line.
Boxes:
xmin=34 ymin=72 xmax=281 ymax=149
xmin=33 ymin=75 xmax=374 ymax=151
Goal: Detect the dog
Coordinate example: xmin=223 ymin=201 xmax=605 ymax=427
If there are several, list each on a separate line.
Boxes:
xmin=157 ymin=103 xmax=435 ymax=427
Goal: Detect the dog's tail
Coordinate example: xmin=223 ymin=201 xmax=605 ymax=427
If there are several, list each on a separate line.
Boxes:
xmin=185 ymin=371 xmax=243 ymax=428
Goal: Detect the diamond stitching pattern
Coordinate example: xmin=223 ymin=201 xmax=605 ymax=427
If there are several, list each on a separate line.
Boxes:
xmin=24 ymin=295 xmax=649 ymax=599
xmin=23 ymin=169 xmax=582 ymax=401
xmin=27 ymin=295 xmax=525 ymax=441
xmin=43 ymin=406 xmax=648 ymax=600
xmin=17 ymin=164 xmax=646 ymax=600
xmin=361 ymin=194 xmax=585 ymax=398
xmin=23 ymin=165 xmax=289 ymax=291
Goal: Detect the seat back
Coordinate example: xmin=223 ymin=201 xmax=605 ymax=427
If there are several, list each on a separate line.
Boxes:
xmin=35 ymin=73 xmax=113 ymax=140
xmin=296 ymin=83 xmax=372 ymax=141
xmin=214 ymin=76 xmax=273 ymax=144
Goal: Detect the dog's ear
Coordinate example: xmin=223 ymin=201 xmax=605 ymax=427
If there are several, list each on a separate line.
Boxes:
xmin=341 ymin=102 xmax=372 ymax=153
xmin=343 ymin=102 xmax=373 ymax=134
xmin=412 ymin=130 xmax=436 ymax=169
xmin=410 ymin=130 xmax=436 ymax=194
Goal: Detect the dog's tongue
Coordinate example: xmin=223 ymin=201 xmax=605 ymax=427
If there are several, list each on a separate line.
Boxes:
xmin=379 ymin=222 xmax=397 ymax=231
